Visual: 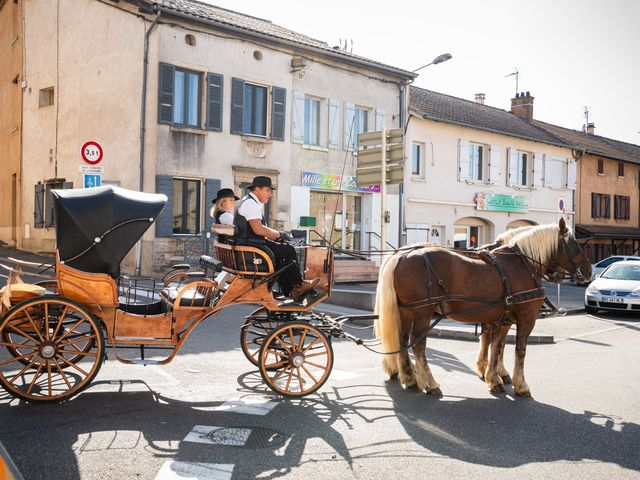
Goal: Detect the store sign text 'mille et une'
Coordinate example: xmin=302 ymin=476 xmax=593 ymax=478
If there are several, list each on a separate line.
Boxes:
xmin=302 ymin=171 xmax=381 ymax=193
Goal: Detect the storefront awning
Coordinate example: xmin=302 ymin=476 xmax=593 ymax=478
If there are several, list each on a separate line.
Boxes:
xmin=575 ymin=224 xmax=640 ymax=241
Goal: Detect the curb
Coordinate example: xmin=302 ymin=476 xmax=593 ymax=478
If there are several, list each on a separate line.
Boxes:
xmin=429 ymin=327 xmax=555 ymax=345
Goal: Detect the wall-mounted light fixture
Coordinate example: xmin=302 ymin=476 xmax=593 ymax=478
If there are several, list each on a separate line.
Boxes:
xmin=291 ymin=56 xmax=308 ymax=78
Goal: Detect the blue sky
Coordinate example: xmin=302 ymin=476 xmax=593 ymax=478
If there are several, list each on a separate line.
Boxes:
xmin=206 ymin=0 xmax=640 ymax=144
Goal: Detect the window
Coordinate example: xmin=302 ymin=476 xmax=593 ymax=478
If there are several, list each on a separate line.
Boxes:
xmin=516 ymin=151 xmax=531 ymax=186
xmin=172 ymin=178 xmax=201 ymax=234
xmin=344 ymin=104 xmax=371 ymax=150
xmin=243 ymin=83 xmax=268 ymax=136
xmin=591 ymin=192 xmax=611 ymax=219
xmin=614 ymin=195 xmax=630 ymax=220
xmin=39 ymin=87 xmax=54 ymax=107
xmin=618 ymin=161 xmax=625 ymax=177
xmin=412 ymin=143 xmax=423 ymax=176
xmin=173 ymin=69 xmax=201 ymax=127
xmin=304 ymin=97 xmax=320 ymax=146
xmin=231 ymin=78 xmax=286 ymax=140
xmin=469 ymin=143 xmax=484 ymax=181
xmin=544 ymin=156 xmax=567 ymax=188
xmin=597 ymin=158 xmax=604 ymax=174
xmin=34 ymin=180 xmax=72 ymax=228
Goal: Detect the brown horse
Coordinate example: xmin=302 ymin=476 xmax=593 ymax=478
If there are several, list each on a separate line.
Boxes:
xmin=374 ymin=218 xmax=591 ymax=396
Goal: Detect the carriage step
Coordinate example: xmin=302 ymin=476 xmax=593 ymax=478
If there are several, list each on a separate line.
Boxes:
xmin=130 ymin=359 xmax=160 ymax=365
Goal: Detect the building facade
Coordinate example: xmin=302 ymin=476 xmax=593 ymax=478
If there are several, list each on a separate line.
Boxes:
xmin=405 ymin=88 xmax=577 ymax=247
xmin=1 ymin=0 xmax=414 ymax=273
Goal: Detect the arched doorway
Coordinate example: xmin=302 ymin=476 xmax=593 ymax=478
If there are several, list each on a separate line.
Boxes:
xmin=506 ymin=219 xmax=537 ymax=229
xmin=454 ymin=217 xmax=493 ymax=248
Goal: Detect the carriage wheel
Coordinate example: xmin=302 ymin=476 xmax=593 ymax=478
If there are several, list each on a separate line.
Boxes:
xmin=240 ymin=307 xmax=278 ymax=367
xmin=0 ymin=296 xmax=105 ymax=403
xmin=258 ymin=322 xmax=333 ymax=397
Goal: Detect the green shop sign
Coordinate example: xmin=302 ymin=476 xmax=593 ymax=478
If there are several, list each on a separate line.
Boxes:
xmin=474 ymin=192 xmax=529 ymax=213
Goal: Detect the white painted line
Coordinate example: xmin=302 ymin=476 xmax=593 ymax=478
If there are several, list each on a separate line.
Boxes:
xmin=212 ymin=396 xmax=279 ymax=416
xmin=327 ymin=369 xmax=359 ymax=381
xmin=155 ymin=460 xmax=233 ymax=480
xmin=556 ymin=325 xmax=627 ymax=342
xmin=184 ymin=425 xmax=251 ymax=446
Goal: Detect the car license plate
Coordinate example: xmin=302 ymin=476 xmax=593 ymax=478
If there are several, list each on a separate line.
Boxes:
xmin=604 ymin=297 xmax=624 ymax=303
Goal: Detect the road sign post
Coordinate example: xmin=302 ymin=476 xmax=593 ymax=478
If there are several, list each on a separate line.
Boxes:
xmin=356 ymin=127 xmax=404 ymax=252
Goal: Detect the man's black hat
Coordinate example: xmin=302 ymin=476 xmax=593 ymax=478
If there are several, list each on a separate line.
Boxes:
xmin=248 ymin=176 xmax=276 ymax=190
xmin=212 ymin=188 xmax=240 ymax=203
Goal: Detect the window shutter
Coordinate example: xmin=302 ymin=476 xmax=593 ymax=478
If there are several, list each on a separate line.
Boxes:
xmin=343 ymin=102 xmax=355 ymax=151
xmin=488 ymin=145 xmax=500 ymax=185
xmin=155 ymin=175 xmax=174 ymax=237
xmin=533 ymin=152 xmax=544 ymax=188
xmin=205 ymin=73 xmax=223 ymax=132
xmin=271 ymin=86 xmax=286 ymax=141
xmin=34 ymin=184 xmax=44 ymax=228
xmin=44 ymin=185 xmax=56 ymax=227
xmin=604 ymin=194 xmax=611 ymax=218
xmin=566 ymin=157 xmax=576 ymax=190
xmin=158 ymin=63 xmax=175 ymax=125
xmin=375 ymin=108 xmax=385 ymax=131
xmin=291 ymin=91 xmax=305 ymax=144
xmin=230 ymin=77 xmax=245 ymax=135
xmin=205 ymin=178 xmax=221 ymax=234
xmin=458 ymin=138 xmax=470 ymax=182
xmin=614 ymin=195 xmax=620 ymax=219
xmin=507 ymin=147 xmax=518 ymax=187
xmin=591 ymin=193 xmax=597 ymax=218
xmin=328 ymin=99 xmax=340 ymax=149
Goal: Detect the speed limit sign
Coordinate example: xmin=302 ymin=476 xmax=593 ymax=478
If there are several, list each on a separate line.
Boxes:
xmin=81 ymin=141 xmax=103 ymax=165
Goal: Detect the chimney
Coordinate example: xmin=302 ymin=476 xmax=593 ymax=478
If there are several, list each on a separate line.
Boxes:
xmin=586 ymin=122 xmax=595 ymax=134
xmin=474 ymin=93 xmax=486 ymax=105
xmin=511 ymin=91 xmax=534 ymax=122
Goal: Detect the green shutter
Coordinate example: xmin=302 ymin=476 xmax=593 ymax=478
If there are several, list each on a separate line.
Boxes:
xmin=158 ymin=63 xmax=175 ymax=125
xmin=204 ymin=178 xmax=221 ymax=234
xmin=155 ymin=175 xmax=174 ymax=237
xmin=271 ymin=86 xmax=286 ymax=141
xmin=206 ymin=73 xmax=223 ymax=132
xmin=231 ymin=77 xmax=245 ymax=134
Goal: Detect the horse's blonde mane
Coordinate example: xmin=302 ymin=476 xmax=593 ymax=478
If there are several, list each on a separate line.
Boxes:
xmin=508 ymin=223 xmax=566 ymax=265
xmin=495 ymin=225 xmax=534 ymax=244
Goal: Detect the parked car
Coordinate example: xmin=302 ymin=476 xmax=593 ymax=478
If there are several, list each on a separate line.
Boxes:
xmin=575 ymin=255 xmax=640 ymax=285
xmin=584 ymin=260 xmax=640 ymax=314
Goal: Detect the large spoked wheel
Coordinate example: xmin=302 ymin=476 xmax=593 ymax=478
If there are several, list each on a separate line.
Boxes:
xmin=240 ymin=307 xmax=279 ymax=367
xmin=0 ymin=296 xmax=105 ymax=403
xmin=258 ymin=322 xmax=333 ymax=397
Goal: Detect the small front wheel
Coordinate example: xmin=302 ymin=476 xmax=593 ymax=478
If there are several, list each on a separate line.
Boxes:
xmin=240 ymin=307 xmax=277 ymax=367
xmin=258 ymin=322 xmax=333 ymax=397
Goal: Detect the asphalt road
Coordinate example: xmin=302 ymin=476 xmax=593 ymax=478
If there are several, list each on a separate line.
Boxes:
xmin=1 ymin=302 xmax=639 ymax=480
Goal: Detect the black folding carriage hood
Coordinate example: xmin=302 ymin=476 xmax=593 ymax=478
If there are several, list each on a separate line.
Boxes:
xmin=52 ymin=186 xmax=167 ymax=277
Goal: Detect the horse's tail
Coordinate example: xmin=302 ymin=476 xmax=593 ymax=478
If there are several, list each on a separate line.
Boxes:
xmin=374 ymin=253 xmax=403 ymax=376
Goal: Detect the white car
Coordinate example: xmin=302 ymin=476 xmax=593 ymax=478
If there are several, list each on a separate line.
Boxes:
xmin=576 ymin=255 xmax=640 ymax=285
xmin=584 ymin=260 xmax=640 ymax=314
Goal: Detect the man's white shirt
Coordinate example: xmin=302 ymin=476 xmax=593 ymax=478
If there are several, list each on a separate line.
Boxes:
xmin=237 ymin=192 xmax=263 ymax=221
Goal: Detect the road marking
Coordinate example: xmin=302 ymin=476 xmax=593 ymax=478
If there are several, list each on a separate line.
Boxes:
xmin=556 ymin=325 xmax=628 ymax=342
xmin=212 ymin=396 xmax=279 ymax=416
xmin=155 ymin=460 xmax=233 ymax=480
xmin=184 ymin=425 xmax=251 ymax=446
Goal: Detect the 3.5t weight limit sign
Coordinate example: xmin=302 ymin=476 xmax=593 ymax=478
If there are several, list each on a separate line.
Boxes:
xmin=81 ymin=141 xmax=103 ymax=165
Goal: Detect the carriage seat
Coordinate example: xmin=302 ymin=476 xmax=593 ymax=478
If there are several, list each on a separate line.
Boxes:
xmin=211 ymin=224 xmax=236 ymax=245
xmin=159 ymin=286 xmax=208 ymax=307
xmin=213 ymin=241 xmax=275 ymax=277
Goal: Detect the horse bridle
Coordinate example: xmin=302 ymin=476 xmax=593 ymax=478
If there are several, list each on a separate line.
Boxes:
xmin=514 ymin=232 xmax=586 ymax=282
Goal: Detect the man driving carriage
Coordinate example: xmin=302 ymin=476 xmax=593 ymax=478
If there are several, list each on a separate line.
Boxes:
xmin=234 ymin=176 xmax=318 ymax=302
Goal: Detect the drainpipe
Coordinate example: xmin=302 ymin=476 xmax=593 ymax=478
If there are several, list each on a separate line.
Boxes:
xmin=135 ymin=8 xmax=161 ymax=275
xmin=398 ymin=81 xmax=405 ymax=247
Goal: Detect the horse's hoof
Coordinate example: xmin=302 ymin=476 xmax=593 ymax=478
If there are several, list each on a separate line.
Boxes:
xmin=515 ymin=389 xmax=531 ymax=397
xmin=478 ymin=374 xmax=485 ymax=381
xmin=501 ymin=375 xmax=512 ymax=385
xmin=404 ymin=381 xmax=420 ymax=390
xmin=490 ymin=383 xmax=505 ymax=394
xmin=426 ymin=387 xmax=442 ymax=396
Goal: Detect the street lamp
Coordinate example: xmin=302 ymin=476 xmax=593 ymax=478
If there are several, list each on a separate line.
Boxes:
xmin=412 ymin=53 xmax=453 ymax=73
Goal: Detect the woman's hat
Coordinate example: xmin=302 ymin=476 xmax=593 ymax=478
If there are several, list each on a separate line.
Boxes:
xmin=248 ymin=176 xmax=276 ymax=190
xmin=212 ymin=188 xmax=239 ymax=203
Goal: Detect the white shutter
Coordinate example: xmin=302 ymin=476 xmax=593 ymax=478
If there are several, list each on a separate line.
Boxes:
xmin=328 ymin=99 xmax=340 ymax=149
xmin=566 ymin=157 xmax=576 ymax=190
xmin=291 ymin=91 xmax=305 ymax=144
xmin=458 ymin=138 xmax=471 ymax=182
xmin=533 ymin=152 xmax=544 ymax=188
xmin=343 ymin=102 xmax=355 ymax=151
xmin=507 ymin=147 xmax=518 ymax=187
xmin=375 ymin=108 xmax=385 ymax=131
xmin=488 ymin=145 xmax=500 ymax=185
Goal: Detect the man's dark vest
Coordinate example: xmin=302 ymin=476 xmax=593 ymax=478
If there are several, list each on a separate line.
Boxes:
xmin=233 ymin=194 xmax=265 ymax=244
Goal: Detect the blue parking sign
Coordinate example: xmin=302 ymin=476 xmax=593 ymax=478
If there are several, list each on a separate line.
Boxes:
xmin=84 ymin=174 xmax=101 ymax=188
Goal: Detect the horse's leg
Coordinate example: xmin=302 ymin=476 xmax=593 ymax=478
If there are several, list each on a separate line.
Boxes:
xmin=475 ymin=324 xmax=490 ymax=380
xmin=512 ymin=317 xmax=535 ymax=397
xmin=412 ymin=309 xmax=441 ymax=395
xmin=485 ymin=323 xmax=508 ymax=393
xmin=497 ymin=324 xmax=512 ymax=384
xmin=396 ymin=309 xmax=418 ymax=389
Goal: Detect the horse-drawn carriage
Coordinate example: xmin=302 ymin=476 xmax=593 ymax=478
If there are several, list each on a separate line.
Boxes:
xmin=0 ymin=186 xmax=372 ymax=403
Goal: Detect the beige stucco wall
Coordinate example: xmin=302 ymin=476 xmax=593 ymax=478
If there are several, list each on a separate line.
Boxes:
xmin=405 ymin=116 xmax=576 ymax=246
xmin=575 ymin=153 xmax=639 ymax=228
xmin=0 ymin=0 xmax=23 ymax=246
